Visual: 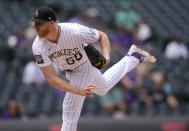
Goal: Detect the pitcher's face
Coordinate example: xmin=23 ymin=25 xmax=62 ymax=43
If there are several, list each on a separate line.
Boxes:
xmin=34 ymin=21 xmax=51 ymax=38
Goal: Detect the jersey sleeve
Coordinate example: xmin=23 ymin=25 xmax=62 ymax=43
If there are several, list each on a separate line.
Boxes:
xmin=32 ymin=41 xmax=52 ymax=68
xmin=78 ymin=24 xmax=99 ymax=43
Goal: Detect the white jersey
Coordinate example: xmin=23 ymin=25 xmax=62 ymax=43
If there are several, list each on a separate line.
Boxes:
xmin=32 ymin=23 xmax=99 ymax=71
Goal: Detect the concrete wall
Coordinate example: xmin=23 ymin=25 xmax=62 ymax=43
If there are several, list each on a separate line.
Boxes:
xmin=0 ymin=117 xmax=188 ymax=131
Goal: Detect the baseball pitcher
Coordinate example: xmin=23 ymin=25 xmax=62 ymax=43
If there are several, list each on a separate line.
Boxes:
xmin=32 ymin=6 xmax=156 ymax=131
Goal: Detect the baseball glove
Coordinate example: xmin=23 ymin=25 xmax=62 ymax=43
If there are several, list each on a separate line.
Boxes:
xmin=84 ymin=44 xmax=106 ymax=69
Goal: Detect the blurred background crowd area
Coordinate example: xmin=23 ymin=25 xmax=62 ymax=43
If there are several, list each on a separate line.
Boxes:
xmin=0 ymin=0 xmax=189 ymax=120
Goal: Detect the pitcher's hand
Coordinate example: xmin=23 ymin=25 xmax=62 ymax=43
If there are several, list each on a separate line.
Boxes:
xmin=76 ymin=84 xmax=96 ymax=97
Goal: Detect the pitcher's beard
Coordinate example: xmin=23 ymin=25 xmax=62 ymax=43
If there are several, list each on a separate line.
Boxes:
xmin=36 ymin=28 xmax=50 ymax=38
xmin=37 ymin=32 xmax=45 ymax=38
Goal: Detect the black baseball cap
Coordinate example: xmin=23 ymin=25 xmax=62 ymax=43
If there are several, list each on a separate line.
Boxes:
xmin=32 ymin=6 xmax=57 ymax=22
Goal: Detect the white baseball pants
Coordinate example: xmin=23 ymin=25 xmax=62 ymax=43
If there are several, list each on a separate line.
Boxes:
xmin=61 ymin=55 xmax=139 ymax=131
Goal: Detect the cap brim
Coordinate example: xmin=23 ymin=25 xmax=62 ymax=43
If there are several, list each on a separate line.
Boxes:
xmin=31 ymin=18 xmax=47 ymax=22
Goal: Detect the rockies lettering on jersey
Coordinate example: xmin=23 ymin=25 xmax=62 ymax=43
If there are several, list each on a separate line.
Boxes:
xmin=32 ymin=23 xmax=99 ymax=71
xmin=50 ymin=48 xmax=80 ymax=58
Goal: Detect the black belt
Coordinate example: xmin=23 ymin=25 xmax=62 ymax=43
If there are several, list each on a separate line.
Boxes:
xmin=64 ymin=69 xmax=73 ymax=72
